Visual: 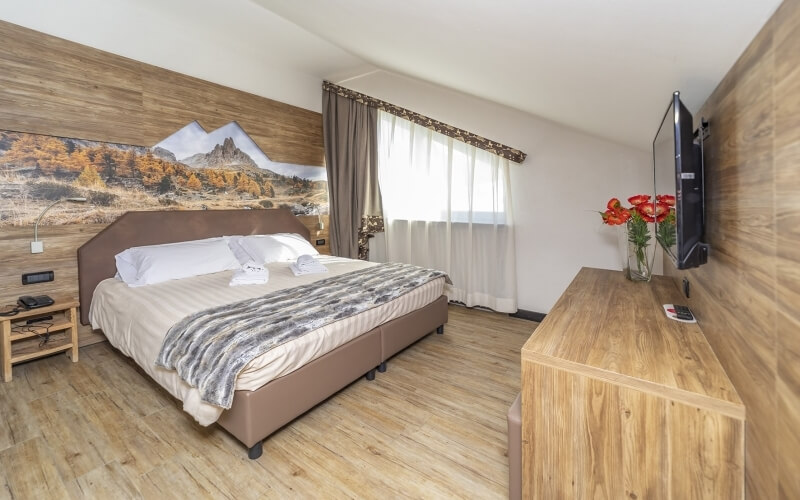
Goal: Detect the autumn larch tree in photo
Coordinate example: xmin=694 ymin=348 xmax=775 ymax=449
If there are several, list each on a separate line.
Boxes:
xmin=186 ymin=173 xmax=202 ymax=191
xmin=75 ymin=165 xmax=106 ymax=188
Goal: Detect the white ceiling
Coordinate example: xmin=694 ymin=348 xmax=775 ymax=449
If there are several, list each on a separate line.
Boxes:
xmin=252 ymin=0 xmax=781 ymax=150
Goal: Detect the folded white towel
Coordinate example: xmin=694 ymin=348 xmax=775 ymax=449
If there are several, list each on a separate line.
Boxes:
xmin=229 ymin=263 xmax=269 ymax=286
xmin=289 ymin=260 xmax=328 ymax=276
xmin=296 ymin=254 xmax=322 ymax=270
xmin=241 ymin=261 xmax=266 ymax=274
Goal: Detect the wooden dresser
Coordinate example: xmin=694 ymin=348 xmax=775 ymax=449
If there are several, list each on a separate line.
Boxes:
xmin=521 ymin=267 xmax=744 ymax=499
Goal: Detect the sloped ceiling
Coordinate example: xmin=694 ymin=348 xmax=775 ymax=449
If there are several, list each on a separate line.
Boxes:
xmin=252 ymin=0 xmax=781 ymax=150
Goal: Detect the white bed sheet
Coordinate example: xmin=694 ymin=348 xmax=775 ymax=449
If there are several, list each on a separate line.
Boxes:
xmin=89 ymin=255 xmax=445 ymax=425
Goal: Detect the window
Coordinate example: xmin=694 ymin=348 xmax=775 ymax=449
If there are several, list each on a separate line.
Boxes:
xmin=377 ymin=111 xmax=509 ymax=224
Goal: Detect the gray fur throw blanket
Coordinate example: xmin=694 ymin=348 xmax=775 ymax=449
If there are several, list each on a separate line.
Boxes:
xmin=155 ymin=262 xmax=449 ymax=409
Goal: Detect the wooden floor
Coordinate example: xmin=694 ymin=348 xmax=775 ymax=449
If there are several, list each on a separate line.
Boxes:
xmin=0 ymin=305 xmax=535 ymax=499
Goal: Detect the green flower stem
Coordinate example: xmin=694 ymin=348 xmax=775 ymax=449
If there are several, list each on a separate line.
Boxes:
xmin=627 ymin=212 xmax=652 ymax=278
xmin=655 ymin=209 xmax=677 ymax=262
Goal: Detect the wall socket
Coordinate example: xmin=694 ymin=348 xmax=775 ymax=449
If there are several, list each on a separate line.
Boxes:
xmin=22 ymin=270 xmax=54 ymax=285
xmin=315 ymin=239 xmax=326 ymax=246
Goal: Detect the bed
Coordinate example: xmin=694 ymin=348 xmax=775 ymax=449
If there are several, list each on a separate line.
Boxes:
xmin=77 ymin=208 xmax=448 ymax=459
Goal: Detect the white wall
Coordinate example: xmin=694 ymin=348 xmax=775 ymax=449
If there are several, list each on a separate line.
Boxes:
xmin=350 ymin=71 xmax=654 ymax=313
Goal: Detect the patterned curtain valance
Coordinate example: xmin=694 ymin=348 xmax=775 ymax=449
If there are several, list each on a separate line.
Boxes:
xmin=323 ymin=81 xmax=527 ymax=164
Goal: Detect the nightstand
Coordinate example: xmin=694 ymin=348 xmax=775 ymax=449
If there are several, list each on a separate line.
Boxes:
xmin=1 ymin=297 xmax=79 ymax=382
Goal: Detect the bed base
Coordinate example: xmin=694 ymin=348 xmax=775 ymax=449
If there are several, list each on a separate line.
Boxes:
xmin=218 ymin=295 xmax=448 ymax=459
xmin=376 ymin=323 xmax=443 ymax=374
xmin=245 ymin=363 xmax=380 ymax=460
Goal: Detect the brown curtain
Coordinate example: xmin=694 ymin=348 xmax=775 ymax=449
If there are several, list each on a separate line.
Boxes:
xmin=322 ymin=89 xmax=382 ymax=259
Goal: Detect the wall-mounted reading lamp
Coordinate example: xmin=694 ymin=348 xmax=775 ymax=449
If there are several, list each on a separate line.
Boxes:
xmin=317 ymin=208 xmax=324 ymax=230
xmin=31 ymin=197 xmax=87 ymax=253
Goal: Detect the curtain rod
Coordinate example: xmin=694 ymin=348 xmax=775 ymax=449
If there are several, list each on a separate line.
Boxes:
xmin=322 ymin=81 xmax=527 ymax=163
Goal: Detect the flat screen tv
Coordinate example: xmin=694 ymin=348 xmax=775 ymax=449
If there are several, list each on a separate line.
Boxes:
xmin=653 ymin=91 xmax=709 ymax=269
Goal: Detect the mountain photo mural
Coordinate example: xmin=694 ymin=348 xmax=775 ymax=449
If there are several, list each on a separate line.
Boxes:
xmin=0 ymin=121 xmax=328 ymax=227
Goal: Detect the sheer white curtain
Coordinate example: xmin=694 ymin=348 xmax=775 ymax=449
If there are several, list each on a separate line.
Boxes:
xmin=376 ymin=111 xmax=517 ymax=312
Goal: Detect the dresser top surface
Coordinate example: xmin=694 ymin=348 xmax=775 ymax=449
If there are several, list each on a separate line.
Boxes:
xmin=522 ymin=267 xmax=743 ymax=412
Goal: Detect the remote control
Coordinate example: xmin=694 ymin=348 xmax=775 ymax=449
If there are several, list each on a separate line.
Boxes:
xmin=663 ymin=304 xmax=697 ymax=323
xmin=673 ymin=305 xmax=694 ymax=321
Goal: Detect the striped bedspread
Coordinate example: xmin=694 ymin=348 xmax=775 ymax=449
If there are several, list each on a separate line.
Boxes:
xmin=155 ymin=262 xmax=449 ymax=409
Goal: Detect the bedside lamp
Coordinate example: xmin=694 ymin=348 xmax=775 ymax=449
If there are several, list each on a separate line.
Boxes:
xmin=31 ymin=197 xmax=87 ymax=253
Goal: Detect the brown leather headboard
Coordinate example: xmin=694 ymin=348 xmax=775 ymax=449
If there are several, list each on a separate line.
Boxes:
xmin=77 ymin=209 xmax=311 ymax=325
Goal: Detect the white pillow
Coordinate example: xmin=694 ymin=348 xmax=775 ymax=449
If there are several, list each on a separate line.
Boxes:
xmin=238 ymin=233 xmax=318 ymax=264
xmin=272 ymin=233 xmax=319 ymax=257
xmin=115 ymin=237 xmax=241 ymax=287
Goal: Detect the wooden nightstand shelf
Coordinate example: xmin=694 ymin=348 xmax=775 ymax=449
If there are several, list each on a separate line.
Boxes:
xmin=1 ymin=297 xmax=79 ymax=382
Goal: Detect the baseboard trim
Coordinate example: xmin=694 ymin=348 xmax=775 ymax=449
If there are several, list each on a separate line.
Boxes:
xmin=447 ymin=301 xmax=545 ymax=322
xmin=509 ymin=309 xmax=546 ymax=323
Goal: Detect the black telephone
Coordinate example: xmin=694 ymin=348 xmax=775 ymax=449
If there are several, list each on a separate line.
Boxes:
xmin=18 ymin=295 xmax=54 ymax=309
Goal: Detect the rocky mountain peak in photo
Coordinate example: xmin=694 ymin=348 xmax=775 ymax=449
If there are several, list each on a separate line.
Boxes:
xmin=181 ymin=137 xmax=258 ymax=170
xmin=152 ymin=146 xmax=177 ymax=163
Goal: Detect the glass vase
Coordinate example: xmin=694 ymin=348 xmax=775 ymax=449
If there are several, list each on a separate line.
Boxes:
xmin=624 ymin=221 xmax=654 ymax=282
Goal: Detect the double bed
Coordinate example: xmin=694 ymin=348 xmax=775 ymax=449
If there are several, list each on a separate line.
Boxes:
xmin=77 ymin=209 xmax=448 ymax=458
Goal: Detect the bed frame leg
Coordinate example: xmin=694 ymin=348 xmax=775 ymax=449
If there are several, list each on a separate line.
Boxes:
xmin=436 ymin=325 xmax=444 ymax=334
xmin=248 ymin=441 xmax=263 ymax=460
xmin=378 ymin=362 xmax=387 ymax=373
xmin=365 ymin=369 xmax=376 ymax=381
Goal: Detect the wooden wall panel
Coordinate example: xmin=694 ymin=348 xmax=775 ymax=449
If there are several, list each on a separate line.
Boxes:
xmin=774 ymin=1 xmax=800 ymax=497
xmin=0 ymin=225 xmax=101 ymax=305
xmin=0 ymin=20 xmax=329 ymax=346
xmin=0 ymin=22 xmax=145 ymax=146
xmin=297 ymin=215 xmax=331 ymax=256
xmin=139 ymin=70 xmax=324 ymax=165
xmin=666 ymin=1 xmax=800 ymax=497
xmin=0 ymin=20 xmax=325 ymax=165
xmin=0 ymin=225 xmax=106 ymax=347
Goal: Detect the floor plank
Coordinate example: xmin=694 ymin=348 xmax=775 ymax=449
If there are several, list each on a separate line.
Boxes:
xmin=0 ymin=380 xmax=42 ymax=452
xmin=73 ymin=461 xmax=143 ymax=500
xmin=28 ymin=387 xmax=114 ymax=480
xmin=0 ymin=305 xmax=535 ymax=498
xmin=0 ymin=437 xmax=71 ymax=499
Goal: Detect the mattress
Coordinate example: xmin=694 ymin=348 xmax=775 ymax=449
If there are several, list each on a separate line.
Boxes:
xmin=90 ymin=255 xmax=445 ymax=425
